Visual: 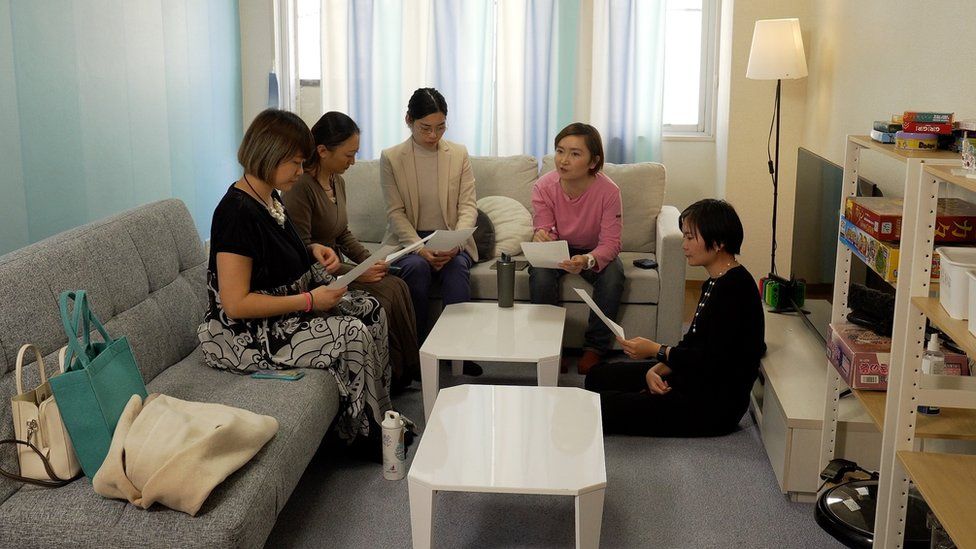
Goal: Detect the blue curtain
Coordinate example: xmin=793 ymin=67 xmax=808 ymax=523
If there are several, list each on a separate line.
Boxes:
xmin=0 ymin=0 xmax=243 ymax=256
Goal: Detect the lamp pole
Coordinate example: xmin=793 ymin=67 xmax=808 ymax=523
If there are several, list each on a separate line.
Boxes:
xmin=771 ymin=78 xmax=781 ymax=277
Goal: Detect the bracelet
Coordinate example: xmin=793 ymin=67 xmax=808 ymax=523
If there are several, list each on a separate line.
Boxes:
xmin=655 ymin=344 xmax=668 ymax=363
xmin=303 ymin=292 xmax=313 ymax=313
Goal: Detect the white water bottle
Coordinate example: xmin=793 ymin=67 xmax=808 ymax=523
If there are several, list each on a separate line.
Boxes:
xmin=381 ymin=411 xmax=406 ymax=480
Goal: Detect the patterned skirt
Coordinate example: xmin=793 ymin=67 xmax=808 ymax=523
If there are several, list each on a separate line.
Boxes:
xmin=197 ymin=264 xmax=392 ymax=440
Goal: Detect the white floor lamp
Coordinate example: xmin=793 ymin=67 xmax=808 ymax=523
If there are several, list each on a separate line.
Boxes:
xmin=746 ymin=18 xmax=807 ymax=279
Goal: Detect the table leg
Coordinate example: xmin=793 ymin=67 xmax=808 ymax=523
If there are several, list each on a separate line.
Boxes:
xmin=420 ymin=351 xmax=439 ymax=421
xmin=537 ymin=354 xmax=560 ymax=387
xmin=575 ymin=488 xmax=605 ymax=549
xmin=451 ymin=359 xmax=463 ymax=376
xmin=408 ymin=479 xmax=435 ymax=549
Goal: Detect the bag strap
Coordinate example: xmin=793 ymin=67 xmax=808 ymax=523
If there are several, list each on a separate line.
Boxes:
xmin=59 ymin=290 xmax=112 ymax=368
xmin=56 ymin=345 xmax=68 ymax=374
xmin=14 ymin=344 xmax=46 ymax=395
xmin=0 ymin=439 xmax=78 ymax=488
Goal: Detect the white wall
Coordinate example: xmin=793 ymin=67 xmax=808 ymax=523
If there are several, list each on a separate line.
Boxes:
xmin=800 ymin=0 xmax=976 ymax=192
xmin=719 ymin=0 xmax=811 ymax=279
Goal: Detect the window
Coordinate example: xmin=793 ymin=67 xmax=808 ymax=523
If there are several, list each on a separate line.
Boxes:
xmin=663 ymin=0 xmax=719 ymax=138
xmin=288 ymin=0 xmax=720 ymax=154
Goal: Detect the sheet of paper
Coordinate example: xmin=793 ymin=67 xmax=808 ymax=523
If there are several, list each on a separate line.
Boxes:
xmin=385 ymin=233 xmax=435 ymax=263
xmin=424 ymin=227 xmax=476 ymax=252
xmin=330 ymin=244 xmax=400 ymax=289
xmin=520 ymin=240 xmax=570 ymax=269
xmin=574 ymin=288 xmax=625 ymax=339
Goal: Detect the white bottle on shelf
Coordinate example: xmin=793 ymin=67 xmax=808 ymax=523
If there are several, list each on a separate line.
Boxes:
xmin=918 ymin=334 xmax=944 ymax=415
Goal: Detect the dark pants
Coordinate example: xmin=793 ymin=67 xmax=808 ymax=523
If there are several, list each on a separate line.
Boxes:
xmin=394 ymin=250 xmax=473 ymax=343
xmin=528 ymin=254 xmax=624 ymax=353
xmin=584 ymin=361 xmax=740 ymax=437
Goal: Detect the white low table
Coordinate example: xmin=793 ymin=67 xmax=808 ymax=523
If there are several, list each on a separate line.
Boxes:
xmin=407 ymin=385 xmax=607 ymax=548
xmin=419 ymin=302 xmax=566 ymax=420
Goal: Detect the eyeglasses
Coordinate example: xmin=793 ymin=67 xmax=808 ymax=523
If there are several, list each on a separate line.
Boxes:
xmin=416 ymin=124 xmax=447 ymax=135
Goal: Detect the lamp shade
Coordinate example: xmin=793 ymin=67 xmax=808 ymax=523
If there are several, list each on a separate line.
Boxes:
xmin=746 ymin=18 xmax=807 ymax=80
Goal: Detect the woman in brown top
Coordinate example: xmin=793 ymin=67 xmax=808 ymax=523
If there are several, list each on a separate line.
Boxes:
xmin=284 ymin=111 xmax=420 ymax=391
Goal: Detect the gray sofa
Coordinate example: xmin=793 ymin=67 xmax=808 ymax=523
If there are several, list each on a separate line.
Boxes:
xmin=0 ymin=200 xmax=337 ymax=548
xmin=343 ymin=154 xmax=687 ymax=346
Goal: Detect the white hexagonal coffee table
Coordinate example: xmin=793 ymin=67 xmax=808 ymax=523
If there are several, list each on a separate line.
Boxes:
xmin=407 ymin=385 xmax=607 ymax=548
xmin=419 ymin=302 xmax=566 ymax=421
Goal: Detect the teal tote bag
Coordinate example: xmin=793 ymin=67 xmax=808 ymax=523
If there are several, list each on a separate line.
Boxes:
xmin=48 ymin=290 xmax=148 ymax=478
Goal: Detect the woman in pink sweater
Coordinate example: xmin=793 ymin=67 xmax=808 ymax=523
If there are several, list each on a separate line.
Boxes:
xmin=530 ymin=123 xmax=623 ymax=374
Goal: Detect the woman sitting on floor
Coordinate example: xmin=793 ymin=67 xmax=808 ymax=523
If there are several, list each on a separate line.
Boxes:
xmin=283 ymin=111 xmax=421 ymax=391
xmin=585 ymin=198 xmax=766 ymax=437
xmin=197 ymin=108 xmax=393 ymax=442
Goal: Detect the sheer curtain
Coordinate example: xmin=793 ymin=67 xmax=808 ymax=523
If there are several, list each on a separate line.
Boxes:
xmin=319 ymin=0 xmax=664 ymax=163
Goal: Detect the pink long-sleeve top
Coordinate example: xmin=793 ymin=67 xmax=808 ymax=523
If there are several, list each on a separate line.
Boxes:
xmin=531 ymin=170 xmax=622 ymax=272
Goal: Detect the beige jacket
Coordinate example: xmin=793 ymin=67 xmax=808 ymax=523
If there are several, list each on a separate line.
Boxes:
xmin=379 ymin=138 xmax=479 ymax=261
xmin=92 ymin=394 xmax=278 ymax=516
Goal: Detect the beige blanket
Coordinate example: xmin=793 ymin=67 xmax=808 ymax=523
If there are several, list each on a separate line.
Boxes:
xmin=93 ymin=394 xmax=278 ymax=516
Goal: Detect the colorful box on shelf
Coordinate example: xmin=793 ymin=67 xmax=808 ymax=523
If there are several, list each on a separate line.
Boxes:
xmin=827 ymin=323 xmax=970 ymax=391
xmin=895 ymin=131 xmax=939 ymax=150
xmin=839 ymin=217 xmax=940 ymax=283
xmin=869 ymin=130 xmax=896 ymax=144
xmin=845 ymin=197 xmax=976 ymax=243
xmin=902 ymin=121 xmax=953 ymax=135
xmin=902 ymin=111 xmax=953 ymax=124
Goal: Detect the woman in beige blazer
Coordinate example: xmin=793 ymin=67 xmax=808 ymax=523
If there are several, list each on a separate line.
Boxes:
xmin=380 ymin=88 xmax=480 ymax=366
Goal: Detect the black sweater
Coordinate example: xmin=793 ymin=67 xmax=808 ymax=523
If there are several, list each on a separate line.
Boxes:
xmin=666 ymin=265 xmax=766 ymax=417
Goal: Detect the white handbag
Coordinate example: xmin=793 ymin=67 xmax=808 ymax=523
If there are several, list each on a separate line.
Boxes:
xmin=1 ymin=344 xmax=81 ymax=486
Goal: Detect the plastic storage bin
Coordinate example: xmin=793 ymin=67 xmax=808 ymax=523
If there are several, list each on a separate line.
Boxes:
xmin=937 ymin=247 xmax=976 ymax=319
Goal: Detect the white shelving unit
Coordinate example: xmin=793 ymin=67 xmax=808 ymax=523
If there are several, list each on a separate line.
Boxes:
xmin=817 ymin=136 xmax=976 ymax=548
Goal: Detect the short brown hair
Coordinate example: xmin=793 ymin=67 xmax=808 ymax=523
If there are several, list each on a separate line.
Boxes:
xmin=238 ymin=109 xmax=314 ymax=183
xmin=554 ymin=123 xmax=604 ymax=174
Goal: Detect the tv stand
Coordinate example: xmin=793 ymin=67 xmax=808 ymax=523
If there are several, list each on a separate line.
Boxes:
xmin=751 ymin=307 xmax=880 ymax=501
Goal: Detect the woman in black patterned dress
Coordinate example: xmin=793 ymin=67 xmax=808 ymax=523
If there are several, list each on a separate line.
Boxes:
xmin=197 ymin=109 xmax=392 ymax=441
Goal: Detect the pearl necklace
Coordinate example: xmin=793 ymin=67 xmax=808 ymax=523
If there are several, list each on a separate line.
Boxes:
xmin=689 ymin=260 xmax=738 ymax=334
xmin=244 ymin=175 xmax=286 ymax=228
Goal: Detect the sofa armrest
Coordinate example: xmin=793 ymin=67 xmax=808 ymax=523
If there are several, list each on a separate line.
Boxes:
xmin=655 ymin=205 xmax=685 ymax=345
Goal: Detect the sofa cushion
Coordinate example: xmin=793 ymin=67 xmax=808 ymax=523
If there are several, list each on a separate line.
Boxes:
xmin=472 ymin=209 xmax=495 ymax=261
xmin=542 ymin=156 xmax=665 ymax=253
xmin=469 ymin=251 xmax=659 ymax=304
xmin=476 ymin=196 xmax=534 ymax=258
xmin=470 ymin=155 xmax=538 ymax=211
xmin=0 ymin=348 xmax=340 ymax=548
xmin=339 ymin=159 xmax=385 ymax=244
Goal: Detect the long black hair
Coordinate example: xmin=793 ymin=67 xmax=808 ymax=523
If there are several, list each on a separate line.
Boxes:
xmin=307 ymin=111 xmax=359 ymax=175
xmin=406 ymin=88 xmax=448 ymax=121
xmin=310 ymin=111 xmax=360 ymax=151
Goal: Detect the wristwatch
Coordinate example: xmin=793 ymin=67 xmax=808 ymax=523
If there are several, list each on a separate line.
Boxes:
xmin=656 ymin=344 xmax=668 ymax=363
xmin=584 ymin=254 xmax=596 ymax=270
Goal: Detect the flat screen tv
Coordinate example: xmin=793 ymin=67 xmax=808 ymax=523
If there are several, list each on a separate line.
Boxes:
xmin=788 ymin=147 xmax=878 ymax=344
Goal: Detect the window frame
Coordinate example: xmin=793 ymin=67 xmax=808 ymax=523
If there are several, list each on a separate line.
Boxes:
xmin=663 ymin=0 xmax=720 ymax=141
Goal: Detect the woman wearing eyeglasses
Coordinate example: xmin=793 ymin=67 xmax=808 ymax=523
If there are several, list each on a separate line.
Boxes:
xmin=379 ymin=88 xmax=480 ymax=365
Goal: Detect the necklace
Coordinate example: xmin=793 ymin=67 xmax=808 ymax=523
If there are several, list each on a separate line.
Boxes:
xmin=244 ymin=175 xmax=286 ymax=227
xmin=689 ymin=261 xmax=737 ymax=334
xmin=689 ymin=279 xmax=714 ymax=334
